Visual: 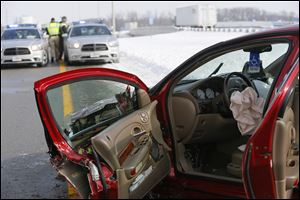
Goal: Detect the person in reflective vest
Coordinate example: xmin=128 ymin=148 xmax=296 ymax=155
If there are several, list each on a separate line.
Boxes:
xmin=59 ymin=16 xmax=69 ymax=60
xmin=47 ymin=18 xmax=60 ymax=63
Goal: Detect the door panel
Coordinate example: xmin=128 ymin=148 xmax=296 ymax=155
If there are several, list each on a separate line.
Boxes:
xmin=273 ymin=107 xmax=298 ymax=198
xmin=92 ymin=101 xmax=171 ymax=198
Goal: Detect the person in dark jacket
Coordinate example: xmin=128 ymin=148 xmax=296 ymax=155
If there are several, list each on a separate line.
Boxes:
xmin=58 ymin=16 xmax=69 ymax=60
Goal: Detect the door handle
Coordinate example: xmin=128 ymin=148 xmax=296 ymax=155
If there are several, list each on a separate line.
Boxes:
xmin=132 ymin=130 xmax=147 ymax=137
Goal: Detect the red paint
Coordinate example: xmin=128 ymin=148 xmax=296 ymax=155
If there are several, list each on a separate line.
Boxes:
xmin=34 ymin=25 xmax=299 ymax=199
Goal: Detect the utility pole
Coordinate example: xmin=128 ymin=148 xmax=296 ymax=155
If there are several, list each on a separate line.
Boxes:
xmin=5 ymin=9 xmax=8 ymax=25
xmin=97 ymin=1 xmax=100 ymax=19
xmin=111 ymin=1 xmax=116 ymax=35
xmin=78 ymin=2 xmax=81 ymax=20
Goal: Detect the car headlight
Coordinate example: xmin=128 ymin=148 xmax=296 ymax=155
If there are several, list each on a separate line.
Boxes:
xmin=31 ymin=44 xmax=43 ymax=51
xmin=108 ymin=40 xmax=119 ymax=47
xmin=69 ymin=42 xmax=80 ymax=49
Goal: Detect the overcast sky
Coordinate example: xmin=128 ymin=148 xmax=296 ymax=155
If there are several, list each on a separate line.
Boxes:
xmin=1 ymin=1 xmax=299 ymax=24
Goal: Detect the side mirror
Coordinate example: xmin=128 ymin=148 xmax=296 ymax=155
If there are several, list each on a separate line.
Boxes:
xmin=62 ymin=33 xmax=68 ymax=38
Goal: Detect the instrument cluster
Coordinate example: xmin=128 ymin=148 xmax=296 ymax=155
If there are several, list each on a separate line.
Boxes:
xmin=195 ymin=88 xmax=221 ymax=100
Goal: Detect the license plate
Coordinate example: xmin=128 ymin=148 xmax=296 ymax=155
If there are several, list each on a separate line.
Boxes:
xmin=90 ymin=53 xmax=99 ymax=58
xmin=12 ymin=57 xmax=22 ymax=62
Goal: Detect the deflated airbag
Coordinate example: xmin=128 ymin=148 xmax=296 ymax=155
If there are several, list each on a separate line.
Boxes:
xmin=230 ymin=87 xmax=265 ymax=135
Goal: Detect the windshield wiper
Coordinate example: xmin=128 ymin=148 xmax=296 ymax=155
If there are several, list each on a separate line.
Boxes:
xmin=208 ymin=63 xmax=223 ymax=77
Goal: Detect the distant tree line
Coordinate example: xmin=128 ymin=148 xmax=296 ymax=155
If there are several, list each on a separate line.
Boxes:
xmin=104 ymin=7 xmax=298 ymax=30
xmin=105 ymin=11 xmax=175 ymax=30
xmin=217 ymin=7 xmax=298 ymax=22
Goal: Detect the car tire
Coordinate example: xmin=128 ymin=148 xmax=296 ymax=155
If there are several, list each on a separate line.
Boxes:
xmin=66 ymin=60 xmax=74 ymax=66
xmin=37 ymin=50 xmax=49 ymax=67
xmin=64 ymin=52 xmax=73 ymax=65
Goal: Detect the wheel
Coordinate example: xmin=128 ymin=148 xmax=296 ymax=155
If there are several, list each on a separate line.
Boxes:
xmin=37 ymin=50 xmax=49 ymax=67
xmin=64 ymin=52 xmax=73 ymax=65
xmin=223 ymin=72 xmax=258 ymax=107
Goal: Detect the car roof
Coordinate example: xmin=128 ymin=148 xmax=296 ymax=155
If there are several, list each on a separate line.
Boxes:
xmin=231 ymin=24 xmax=299 ymax=42
xmin=72 ymin=23 xmax=107 ymax=27
xmin=4 ymin=27 xmax=38 ymax=31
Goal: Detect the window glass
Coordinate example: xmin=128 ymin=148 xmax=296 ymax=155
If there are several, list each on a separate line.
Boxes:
xmin=70 ymin=25 xmax=111 ymax=37
xmin=2 ymin=29 xmax=41 ymax=40
xmin=47 ymin=79 xmax=138 ymax=144
xmin=182 ymin=43 xmax=289 ymax=81
xmin=178 ymin=42 xmax=290 ymax=106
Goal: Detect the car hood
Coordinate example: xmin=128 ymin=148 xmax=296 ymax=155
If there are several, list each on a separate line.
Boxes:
xmin=1 ymin=39 xmax=42 ymax=49
xmin=67 ymin=35 xmax=116 ymax=44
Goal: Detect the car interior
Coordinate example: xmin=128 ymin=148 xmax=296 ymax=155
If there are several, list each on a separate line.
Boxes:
xmin=167 ymin=41 xmax=299 ymax=188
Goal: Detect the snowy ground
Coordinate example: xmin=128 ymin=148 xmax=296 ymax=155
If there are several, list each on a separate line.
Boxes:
xmin=111 ymin=31 xmax=248 ymax=87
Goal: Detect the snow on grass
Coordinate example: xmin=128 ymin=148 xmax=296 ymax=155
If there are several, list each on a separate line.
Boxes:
xmin=119 ymin=31 xmax=248 ymax=70
xmin=99 ymin=31 xmax=249 ymax=87
xmin=117 ymin=31 xmax=247 ymax=86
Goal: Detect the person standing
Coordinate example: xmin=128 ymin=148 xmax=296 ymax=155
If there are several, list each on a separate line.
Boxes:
xmin=59 ymin=16 xmax=69 ymax=60
xmin=47 ymin=18 xmax=60 ymax=63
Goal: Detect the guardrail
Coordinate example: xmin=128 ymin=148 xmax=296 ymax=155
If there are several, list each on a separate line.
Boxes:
xmin=174 ymin=26 xmax=270 ymax=33
xmin=118 ymin=26 xmax=271 ymax=38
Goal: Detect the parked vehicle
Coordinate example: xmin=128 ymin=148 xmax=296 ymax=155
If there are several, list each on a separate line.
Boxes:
xmin=176 ymin=4 xmax=217 ymax=28
xmin=63 ymin=21 xmax=119 ymax=65
xmin=34 ymin=25 xmax=299 ymax=199
xmin=18 ymin=16 xmax=37 ymax=25
xmin=1 ymin=24 xmax=49 ymax=67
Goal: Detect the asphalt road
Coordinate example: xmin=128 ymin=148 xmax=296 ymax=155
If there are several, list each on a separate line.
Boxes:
xmin=0 ymin=62 xmax=113 ymax=199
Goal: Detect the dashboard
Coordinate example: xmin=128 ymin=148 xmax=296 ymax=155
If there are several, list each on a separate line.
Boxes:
xmin=194 ymin=88 xmax=221 ymax=100
xmin=174 ymin=74 xmax=269 ymax=117
xmin=174 ymin=76 xmax=228 ymax=115
xmin=174 ymin=75 xmax=251 ymax=116
xmin=171 ymin=73 xmax=271 ymax=144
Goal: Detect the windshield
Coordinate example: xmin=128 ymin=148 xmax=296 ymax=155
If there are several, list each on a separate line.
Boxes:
xmin=1 ymin=29 xmax=41 ymax=40
xmin=70 ymin=25 xmax=111 ymax=37
xmin=180 ymin=43 xmax=289 ymax=83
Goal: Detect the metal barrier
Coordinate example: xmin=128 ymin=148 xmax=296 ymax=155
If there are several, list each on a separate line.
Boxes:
xmin=174 ymin=26 xmax=267 ymax=33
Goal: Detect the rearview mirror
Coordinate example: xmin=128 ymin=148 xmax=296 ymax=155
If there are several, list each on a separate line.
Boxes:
xmin=243 ymin=45 xmax=272 ymax=53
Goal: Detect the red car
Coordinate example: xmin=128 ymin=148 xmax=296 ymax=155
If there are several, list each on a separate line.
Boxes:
xmin=34 ymin=25 xmax=299 ymax=199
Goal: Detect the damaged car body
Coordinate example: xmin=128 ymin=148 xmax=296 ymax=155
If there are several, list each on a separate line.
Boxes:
xmin=34 ymin=25 xmax=299 ymax=199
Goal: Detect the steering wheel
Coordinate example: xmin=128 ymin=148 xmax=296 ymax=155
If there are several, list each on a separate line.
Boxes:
xmin=223 ymin=72 xmax=258 ymax=107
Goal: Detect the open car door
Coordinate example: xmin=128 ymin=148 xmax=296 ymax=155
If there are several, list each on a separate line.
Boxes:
xmin=242 ymin=60 xmax=299 ymax=199
xmin=34 ymin=68 xmax=171 ymax=199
